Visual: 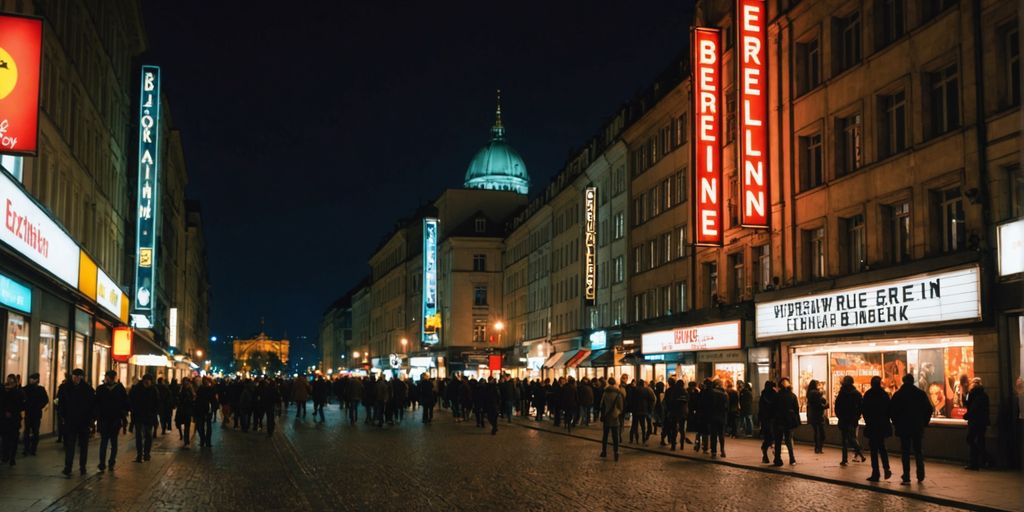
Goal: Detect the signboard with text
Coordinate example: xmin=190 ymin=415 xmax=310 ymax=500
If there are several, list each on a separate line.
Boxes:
xmin=642 ymin=320 xmax=741 ymax=354
xmin=583 ymin=186 xmax=597 ymax=304
xmin=0 ymin=14 xmax=42 ymax=155
xmin=422 ymin=218 xmax=440 ymax=344
xmin=133 ymin=66 xmax=161 ymax=326
xmin=692 ymin=27 xmax=722 ymax=245
xmin=755 ymin=266 xmax=982 ymax=340
xmin=0 ymin=168 xmax=79 ymax=286
xmin=738 ymin=0 xmax=769 ymax=228
xmin=997 ymin=218 xmax=1024 ymax=276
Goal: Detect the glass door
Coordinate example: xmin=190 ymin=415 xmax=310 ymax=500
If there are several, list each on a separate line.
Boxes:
xmin=5 ymin=312 xmax=29 ymax=380
xmin=73 ymin=333 xmax=86 ymax=382
xmin=38 ymin=324 xmax=55 ymax=433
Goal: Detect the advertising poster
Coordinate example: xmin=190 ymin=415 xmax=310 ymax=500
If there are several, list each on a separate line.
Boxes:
xmin=797 ymin=354 xmax=827 ymax=412
xmin=915 ymin=348 xmax=949 ymax=418
xmin=946 ymin=346 xmax=974 ymax=419
xmin=881 ymin=351 xmax=907 ymax=395
xmin=0 ymin=15 xmax=43 ymax=155
xmin=829 ymin=352 xmax=881 ymax=399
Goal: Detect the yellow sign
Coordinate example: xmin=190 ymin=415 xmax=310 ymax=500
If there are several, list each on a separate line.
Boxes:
xmin=139 ymin=248 xmax=153 ymax=267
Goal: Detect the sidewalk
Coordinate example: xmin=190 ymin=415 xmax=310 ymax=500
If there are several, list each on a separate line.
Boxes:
xmin=509 ymin=415 xmax=1023 ymax=512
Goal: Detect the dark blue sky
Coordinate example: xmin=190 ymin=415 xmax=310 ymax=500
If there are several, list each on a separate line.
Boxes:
xmin=141 ymin=1 xmax=693 ymax=351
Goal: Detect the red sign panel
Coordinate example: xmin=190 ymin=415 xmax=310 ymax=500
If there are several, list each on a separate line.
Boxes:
xmin=0 ymin=15 xmax=42 ymax=155
xmin=738 ymin=0 xmax=769 ymax=228
xmin=112 ymin=327 xmax=133 ymax=362
xmin=488 ymin=354 xmax=502 ymax=371
xmin=693 ymin=27 xmax=722 ymax=246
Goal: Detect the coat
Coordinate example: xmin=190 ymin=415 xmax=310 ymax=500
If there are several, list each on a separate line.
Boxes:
xmin=758 ymin=387 xmax=777 ymax=428
xmin=889 ymin=383 xmax=932 ymax=437
xmin=95 ymin=382 xmax=129 ymax=422
xmin=578 ymin=383 xmax=594 ymax=407
xmin=292 ymin=379 xmax=311 ymax=402
xmin=129 ymin=384 xmax=160 ymax=424
xmin=57 ymin=381 xmax=95 ymax=429
xmin=963 ymin=385 xmax=990 ymax=428
xmin=417 ymin=379 xmax=436 ymax=406
xmin=834 ymin=384 xmax=863 ymax=428
xmin=739 ymin=387 xmax=753 ymax=415
xmin=773 ymin=388 xmax=800 ymax=431
xmin=635 ymin=386 xmax=656 ymax=416
xmin=600 ymin=384 xmax=624 ymax=426
xmin=705 ymin=387 xmax=729 ymax=427
xmin=559 ymin=382 xmax=579 ymax=410
xmin=861 ymin=386 xmax=892 ymax=438
xmin=663 ymin=382 xmax=688 ymax=419
xmin=22 ymin=383 xmax=49 ymax=419
xmin=345 ymin=378 xmax=364 ymax=402
xmin=806 ymin=388 xmax=828 ymax=425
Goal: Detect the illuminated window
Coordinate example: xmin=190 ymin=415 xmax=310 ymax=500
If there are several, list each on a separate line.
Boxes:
xmin=938 ymin=187 xmax=965 ymax=252
xmin=704 ymin=262 xmax=718 ymax=305
xmin=926 ymin=64 xmax=960 ymax=138
xmin=754 ymin=245 xmax=771 ymax=292
xmin=885 ymin=201 xmax=912 ymax=263
xmin=879 ymin=90 xmax=907 ymax=158
xmin=729 ymin=252 xmax=745 ymax=302
xmin=1002 ymin=23 xmax=1020 ymax=108
xmin=473 ymin=286 xmax=488 ymax=306
xmin=843 ymin=214 xmax=866 ymax=273
xmin=613 ymin=211 xmax=625 ymax=239
xmin=614 ymin=256 xmax=625 ymax=283
xmin=676 ymin=225 xmax=687 ymax=259
xmin=804 ymin=227 xmax=826 ymax=280
xmin=661 ymin=285 xmax=673 ymax=316
xmin=676 ymin=282 xmax=686 ymax=312
xmin=473 ymin=319 xmax=486 ymax=343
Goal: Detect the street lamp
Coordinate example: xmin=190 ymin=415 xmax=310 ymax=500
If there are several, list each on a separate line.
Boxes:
xmin=400 ymin=337 xmax=408 ymax=352
xmin=195 ymin=349 xmax=204 ymax=359
xmin=493 ymin=321 xmax=505 ymax=345
xmin=353 ymin=351 xmax=361 ymax=359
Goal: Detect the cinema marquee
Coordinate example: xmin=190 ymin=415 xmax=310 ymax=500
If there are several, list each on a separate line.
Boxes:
xmin=692 ymin=27 xmax=722 ymax=246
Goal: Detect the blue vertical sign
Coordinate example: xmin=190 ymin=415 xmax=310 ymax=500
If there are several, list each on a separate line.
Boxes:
xmin=422 ymin=218 xmax=440 ymax=345
xmin=133 ymin=66 xmax=160 ymax=327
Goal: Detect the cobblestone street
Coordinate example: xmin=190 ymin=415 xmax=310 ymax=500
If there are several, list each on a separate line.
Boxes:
xmin=1 ymin=405 xmax=1010 ymax=512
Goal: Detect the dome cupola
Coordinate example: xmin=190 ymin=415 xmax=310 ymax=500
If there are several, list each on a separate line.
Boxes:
xmin=464 ymin=90 xmax=529 ymax=195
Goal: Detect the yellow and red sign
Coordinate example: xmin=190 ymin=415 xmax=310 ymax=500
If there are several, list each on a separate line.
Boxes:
xmin=693 ymin=27 xmax=722 ymax=246
xmin=0 ymin=14 xmax=42 ymax=155
xmin=738 ymin=0 xmax=769 ymax=228
xmin=112 ymin=327 xmax=133 ymax=362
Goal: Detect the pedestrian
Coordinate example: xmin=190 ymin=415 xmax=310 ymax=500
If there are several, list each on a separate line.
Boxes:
xmin=194 ymin=377 xmax=216 ymax=447
xmin=835 ymin=375 xmax=866 ymax=465
xmin=806 ymin=379 xmax=827 ymax=454
xmin=54 ymin=374 xmax=69 ymax=444
xmin=694 ymin=379 xmax=711 ymax=453
xmin=686 ymin=381 xmax=700 ymax=448
xmin=758 ymin=380 xmax=777 ymax=463
xmin=483 ymin=377 xmax=500 ymax=434
xmin=20 ymin=372 xmax=47 ymax=457
xmin=499 ymin=374 xmax=515 ymax=423
xmin=293 ymin=375 xmax=311 ymax=419
xmin=738 ymin=381 xmax=753 ymax=437
xmin=58 ymin=368 xmax=94 ymax=477
xmin=599 ymin=377 xmax=624 ymax=461
xmin=578 ymin=377 xmax=594 ymax=427
xmin=391 ymin=376 xmax=407 ymax=423
xmin=560 ymin=376 xmax=579 ymax=433
xmin=663 ymin=379 xmax=688 ymax=451
xmin=258 ymin=379 xmax=280 ymax=436
xmin=375 ymin=375 xmax=391 ymax=427
xmin=156 ymin=377 xmax=173 ymax=435
xmin=237 ymin=379 xmax=255 ymax=432
xmin=963 ymin=377 xmax=989 ymax=470
xmin=176 ymin=377 xmax=195 ymax=447
xmin=344 ymin=376 xmax=363 ymax=425
xmin=725 ymin=380 xmax=739 ymax=438
xmin=129 ymin=374 xmax=159 ymax=462
xmin=531 ymin=379 xmax=546 ymax=422
xmin=95 ymin=370 xmax=128 ymax=472
xmin=312 ymin=375 xmax=330 ymax=423
xmin=706 ymin=380 xmax=729 ymax=458
xmin=418 ymin=374 xmax=436 ymax=424
xmin=1 ymin=374 xmax=25 ymax=465
xmin=773 ymin=377 xmax=799 ymax=466
xmin=862 ymin=376 xmax=892 ymax=481
xmin=889 ymin=373 xmax=932 ymax=484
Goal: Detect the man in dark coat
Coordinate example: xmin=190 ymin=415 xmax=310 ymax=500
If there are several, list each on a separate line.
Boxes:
xmin=560 ymin=377 xmax=579 ymax=432
xmin=482 ymin=377 xmax=501 ymax=435
xmin=58 ymin=368 xmax=94 ymax=476
xmin=156 ymin=377 xmax=174 ymax=434
xmin=889 ymin=373 xmax=932 ymax=484
xmin=194 ymin=377 xmax=216 ymax=447
xmin=963 ymin=377 xmax=989 ymax=470
xmin=758 ymin=381 xmax=777 ymax=463
xmin=663 ymin=379 xmax=688 ymax=451
xmin=21 ymin=373 xmax=48 ymax=456
xmin=129 ymin=374 xmax=159 ymax=461
xmin=312 ymin=376 xmax=330 ymax=423
xmin=1 ymin=374 xmax=25 ymax=465
xmin=772 ymin=378 xmax=800 ymax=466
xmin=578 ymin=378 xmax=595 ymax=426
xmin=706 ymin=380 xmax=729 ymax=457
xmin=835 ymin=375 xmax=865 ymax=464
xmin=499 ymin=374 xmax=515 ymax=423
xmin=258 ymin=379 xmax=281 ymax=436
xmin=417 ymin=375 xmax=436 ymax=424
xmin=862 ymin=376 xmax=892 ymax=481
xmin=95 ymin=370 xmax=128 ymax=472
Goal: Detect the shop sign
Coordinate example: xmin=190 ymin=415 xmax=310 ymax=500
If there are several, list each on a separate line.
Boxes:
xmin=388 ymin=353 xmax=403 ymax=369
xmin=737 ymin=0 xmax=768 ymax=228
xmin=0 ymin=15 xmax=43 ymax=155
xmin=0 ymin=169 xmax=79 ymax=286
xmin=421 ymin=217 xmax=440 ymax=344
xmin=755 ymin=266 xmax=982 ymax=340
xmin=697 ymin=350 xmax=745 ymax=363
xmin=133 ymin=65 xmax=161 ymax=326
xmin=0 ymin=271 xmax=30 ymax=313
xmin=692 ymin=27 xmax=722 ymax=246
xmin=527 ymin=356 xmax=545 ymax=370
xmin=488 ymin=354 xmax=502 ymax=371
xmin=112 ymin=327 xmax=132 ymax=362
xmin=583 ymin=187 xmax=597 ymax=304
xmin=642 ymin=320 xmax=741 ymax=354
xmin=589 ymin=330 xmax=607 ymax=350
xmin=95 ymin=268 xmax=122 ymax=318
xmin=129 ymin=354 xmax=170 ymax=367
xmin=997 ymin=218 xmax=1024 ymax=276
xmin=409 ymin=356 xmax=435 ymax=368
xmin=168 ymin=307 xmax=178 ymax=348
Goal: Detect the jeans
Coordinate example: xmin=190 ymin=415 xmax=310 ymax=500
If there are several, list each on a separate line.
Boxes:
xmin=760 ymin=422 xmax=774 ymax=457
xmin=196 ymin=413 xmax=212 ymax=446
xmin=563 ymin=407 xmax=576 ymax=430
xmin=899 ymin=434 xmax=925 ymax=481
xmin=867 ymin=435 xmax=890 ymax=476
xmin=664 ymin=416 xmax=681 ymax=447
xmin=160 ymin=408 xmax=173 ymax=433
xmin=179 ymin=415 xmax=193 ymax=443
xmin=314 ymin=401 xmax=326 ymax=422
xmin=422 ymin=403 xmax=434 ymax=423
xmin=265 ymin=409 xmax=276 ymax=435
xmin=347 ymin=401 xmax=360 ymax=424
xmin=98 ymin=418 xmax=120 ymax=466
xmin=741 ymin=414 xmax=754 ymax=436
xmin=22 ymin=414 xmax=41 ymax=454
xmin=581 ymin=405 xmax=592 ymax=426
xmin=630 ymin=413 xmax=649 ymax=443
xmin=709 ymin=423 xmax=725 ymax=454
xmin=502 ymin=401 xmax=514 ymax=423
xmin=841 ymin=425 xmax=863 ymax=461
xmin=135 ymin=421 xmax=153 ymax=458
xmin=774 ymin=427 xmax=795 ymax=463
xmin=295 ymin=401 xmax=307 ymax=418
xmin=810 ymin=422 xmax=826 ymax=452
xmin=63 ymin=425 xmax=90 ymax=471
xmin=602 ymin=424 xmax=620 ymax=455
xmin=967 ymin=425 xmax=986 ymax=468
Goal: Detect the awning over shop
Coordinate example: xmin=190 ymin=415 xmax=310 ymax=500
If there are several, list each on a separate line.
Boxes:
xmin=580 ymin=349 xmax=626 ymax=368
xmin=129 ymin=354 xmax=172 ymax=367
xmin=565 ymin=349 xmax=591 ymax=368
xmin=542 ymin=352 xmax=564 ymax=368
xmin=548 ymin=350 xmax=580 ymax=369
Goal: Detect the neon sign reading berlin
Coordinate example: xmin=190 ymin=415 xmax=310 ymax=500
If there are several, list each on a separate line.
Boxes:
xmin=133 ymin=66 xmax=161 ymax=325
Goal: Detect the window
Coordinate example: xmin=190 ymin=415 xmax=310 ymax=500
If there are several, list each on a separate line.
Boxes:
xmin=885 ymin=201 xmax=912 ymax=263
xmin=613 ymin=211 xmax=625 ymax=239
xmin=875 ymin=0 xmax=904 ymax=49
xmin=927 ymin=64 xmax=959 ymax=138
xmin=728 ymin=174 xmax=739 ymax=227
xmin=633 ymin=245 xmax=642 ymax=274
xmin=612 ymin=298 xmax=624 ymax=326
xmin=474 ymin=218 xmax=487 ymax=233
xmin=614 ymin=256 xmax=625 ymax=283
xmin=0 ymin=155 xmax=23 ymax=182
xmin=473 ymin=319 xmax=487 ymax=343
xmin=662 ymin=232 xmax=672 ymax=264
xmin=1003 ymin=24 xmax=1020 ymax=108
xmin=804 ymin=227 xmax=826 ymax=280
xmin=472 ymin=254 xmax=486 ymax=272
xmin=726 ymin=93 xmax=737 ymax=144
xmin=843 ymin=214 xmax=866 ymax=273
xmin=678 ymin=113 xmax=688 ymax=146
xmin=473 ymin=285 xmax=488 ymax=306
xmin=664 ymin=178 xmax=673 ymax=210
xmin=879 ymin=91 xmax=907 ymax=158
xmin=754 ymin=245 xmax=771 ymax=292
xmin=676 ymin=282 xmax=687 ymax=313
xmin=939 ymin=187 xmax=965 ymax=252
xmin=836 ymin=113 xmax=862 ymax=177
xmin=921 ymin=0 xmax=958 ymax=23
xmin=633 ymin=294 xmax=643 ymax=322
xmin=676 ymin=225 xmax=687 ymax=258
xmin=661 ymin=285 xmax=673 ymax=316
xmin=729 ymin=252 xmax=745 ymax=302
xmin=1009 ymin=166 xmax=1023 ymax=220
xmin=796 ymin=38 xmax=821 ymax=95
xmin=704 ymin=262 xmax=719 ymax=305
xmin=834 ymin=11 xmax=862 ymax=74
xmin=676 ymin=169 xmax=687 ymax=205
xmin=799 ymin=132 xmax=824 ymax=190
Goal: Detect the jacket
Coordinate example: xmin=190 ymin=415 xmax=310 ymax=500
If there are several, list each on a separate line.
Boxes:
xmin=963 ymin=385 xmax=990 ymax=427
xmin=578 ymin=383 xmax=594 ymax=406
xmin=375 ymin=379 xmax=391 ymax=403
xmin=889 ymin=383 xmax=932 ymax=437
xmin=834 ymin=383 xmax=863 ymax=428
xmin=600 ymin=384 xmax=624 ymax=426
xmin=129 ymin=384 xmax=160 ymax=424
xmin=739 ymin=387 xmax=753 ymax=415
xmin=758 ymin=387 xmax=777 ymax=427
xmin=773 ymin=387 xmax=800 ymax=431
xmin=22 ymin=383 xmax=49 ymax=418
xmin=345 ymin=378 xmax=364 ymax=401
xmin=417 ymin=379 xmax=436 ymax=405
xmin=57 ymin=381 xmax=95 ymax=429
xmin=1 ymin=386 xmax=25 ymax=422
xmin=292 ymin=379 xmax=311 ymax=402
xmin=194 ymin=385 xmax=216 ymax=417
xmin=806 ymin=388 xmax=827 ymax=425
xmin=635 ymin=386 xmax=656 ymax=416
xmin=705 ymin=386 xmax=729 ymax=427
xmin=559 ymin=382 xmax=579 ymax=409
xmin=95 ymin=382 xmax=129 ymax=422
xmin=663 ymin=381 xmax=688 ymax=419
xmin=861 ymin=385 xmax=892 ymax=438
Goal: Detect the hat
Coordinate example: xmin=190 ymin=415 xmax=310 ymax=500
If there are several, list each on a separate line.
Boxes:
xmin=105 ymin=370 xmax=118 ymax=379
xmin=28 ymin=373 xmax=40 ymax=380
xmin=71 ymin=368 xmax=85 ymax=377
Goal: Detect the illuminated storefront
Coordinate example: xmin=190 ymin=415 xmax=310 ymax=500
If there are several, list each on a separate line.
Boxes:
xmin=639 ymin=319 xmax=745 ymax=385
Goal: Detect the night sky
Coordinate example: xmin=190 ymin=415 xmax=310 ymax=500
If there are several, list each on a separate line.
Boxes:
xmin=141 ymin=1 xmax=694 ymax=358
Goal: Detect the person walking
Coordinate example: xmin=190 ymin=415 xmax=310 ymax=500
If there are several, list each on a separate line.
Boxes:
xmin=258 ymin=379 xmax=280 ymax=436
xmin=686 ymin=381 xmax=700 ymax=447
xmin=560 ymin=377 xmax=579 ymax=433
xmin=344 ymin=376 xmax=363 ymax=425
xmin=773 ymin=378 xmax=799 ymax=466
xmin=95 ymin=370 xmax=128 ymax=472
xmin=374 ymin=376 xmax=391 ymax=427
xmin=862 ymin=376 xmax=892 ymax=481
xmin=758 ymin=380 xmax=777 ymax=463
xmin=963 ymin=377 xmax=989 ymax=470
xmin=835 ymin=375 xmax=866 ymax=464
xmin=707 ymin=380 xmax=729 ymax=458
xmin=176 ymin=378 xmax=195 ymax=447
xmin=599 ymin=377 xmax=624 ymax=461
xmin=129 ymin=374 xmax=159 ymax=462
xmin=739 ymin=381 xmax=754 ymax=437
xmin=58 ymin=369 xmax=94 ymax=477
xmin=292 ymin=376 xmax=311 ymax=419
xmin=726 ymin=380 xmax=740 ymax=438
xmin=20 ymin=373 xmax=47 ymax=457
xmin=483 ymin=377 xmax=501 ymax=435
xmin=1 ymin=374 xmax=25 ymax=465
xmin=418 ymin=374 xmax=436 ymax=424
xmin=578 ymin=378 xmax=594 ymax=427
xmin=663 ymin=379 xmax=687 ymax=451
xmin=806 ymin=379 xmax=827 ymax=453
xmin=312 ymin=375 xmax=330 ymax=423
xmin=499 ymin=374 xmax=515 ymax=423
xmin=194 ymin=377 xmax=216 ymax=447
xmin=156 ymin=377 xmax=173 ymax=435
xmin=890 ymin=373 xmax=932 ymax=484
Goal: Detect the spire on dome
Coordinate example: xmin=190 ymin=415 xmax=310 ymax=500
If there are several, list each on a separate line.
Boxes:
xmin=492 ymin=89 xmax=505 ymax=139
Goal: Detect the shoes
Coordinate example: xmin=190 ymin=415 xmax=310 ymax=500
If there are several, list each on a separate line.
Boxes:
xmin=789 ymin=460 xmax=796 ymax=466
xmin=773 ymin=460 xmax=783 ymax=467
xmin=884 ymin=469 xmax=892 ymax=480
xmin=963 ymin=465 xmax=979 ymax=471
xmin=80 ymin=467 xmax=86 ymax=476
xmin=144 ymin=454 xmax=151 ymax=461
xmin=614 ymin=452 xmax=619 ymax=462
xmin=762 ymin=455 xmax=770 ymax=464
xmin=711 ymin=453 xmax=717 ymax=459
xmin=62 ymin=467 xmax=72 ymax=477
xmin=720 ymin=452 xmax=726 ymax=458
xmin=670 ymin=445 xmax=676 ymax=451
xmin=599 ymin=451 xmax=607 ymax=458
xmin=840 ymin=460 xmax=848 ymax=466
xmin=108 ymin=463 xmax=115 ymax=471
xmin=134 ymin=457 xmax=142 ymax=463
xmin=854 ymin=454 xmax=866 ymax=463
xmin=867 ymin=475 xmax=880 ymax=482
xmin=900 ymin=479 xmax=911 ymax=485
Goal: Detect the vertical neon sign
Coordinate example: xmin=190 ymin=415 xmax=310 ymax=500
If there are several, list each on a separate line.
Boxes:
xmin=693 ymin=28 xmax=722 ymax=246
xmin=738 ymin=0 xmax=769 ymax=228
xmin=133 ymin=66 xmax=160 ymax=327
xmin=583 ymin=187 xmax=597 ymax=305
xmin=422 ymin=218 xmax=440 ymax=344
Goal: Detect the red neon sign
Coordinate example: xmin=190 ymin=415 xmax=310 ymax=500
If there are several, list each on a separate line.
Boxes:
xmin=488 ymin=354 xmax=502 ymax=371
xmin=112 ymin=327 xmax=133 ymax=362
xmin=738 ymin=0 xmax=769 ymax=228
xmin=0 ymin=15 xmax=42 ymax=155
xmin=693 ymin=27 xmax=722 ymax=246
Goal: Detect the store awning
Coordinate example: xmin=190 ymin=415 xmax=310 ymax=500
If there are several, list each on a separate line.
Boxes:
xmin=565 ymin=349 xmax=591 ymax=368
xmin=129 ymin=354 xmax=172 ymax=367
xmin=549 ymin=350 xmax=580 ymax=369
xmin=542 ymin=352 xmax=564 ymax=369
xmin=579 ymin=349 xmax=625 ymax=368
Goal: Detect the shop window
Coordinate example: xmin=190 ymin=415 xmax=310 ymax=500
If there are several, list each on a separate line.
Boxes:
xmin=473 ymin=285 xmax=488 ymax=307
xmin=472 ymin=254 xmax=486 ymax=272
xmin=799 ymin=132 xmax=824 ymax=190
xmin=5 ymin=312 xmax=28 ymax=378
xmin=884 ymin=200 xmax=912 ymax=263
xmin=803 ymin=227 xmax=826 ymax=280
xmin=835 ymin=113 xmax=862 ymax=178
xmin=842 ymin=214 xmax=866 ymax=273
xmin=729 ymin=252 xmax=745 ymax=302
xmin=925 ymin=63 xmax=960 ymax=139
xmin=878 ymin=90 xmax=907 ymax=158
xmin=754 ymin=244 xmax=771 ymax=292
xmin=833 ymin=11 xmax=862 ymax=75
xmin=874 ymin=0 xmax=904 ymax=50
xmin=796 ymin=38 xmax=821 ymax=96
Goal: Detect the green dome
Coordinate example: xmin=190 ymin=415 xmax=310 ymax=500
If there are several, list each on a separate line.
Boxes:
xmin=464 ymin=92 xmax=529 ymax=195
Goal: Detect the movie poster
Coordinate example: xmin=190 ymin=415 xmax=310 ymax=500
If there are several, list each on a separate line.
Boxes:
xmin=829 ymin=352 xmax=882 ymax=402
xmin=916 ymin=348 xmax=949 ymax=418
xmin=946 ymin=346 xmax=974 ymax=419
xmin=797 ymin=354 xmax=827 ymax=412
xmin=881 ymin=351 xmax=907 ymax=395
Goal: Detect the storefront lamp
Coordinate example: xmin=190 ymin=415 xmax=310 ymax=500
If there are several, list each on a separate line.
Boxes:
xmin=112 ymin=327 xmax=132 ymax=362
